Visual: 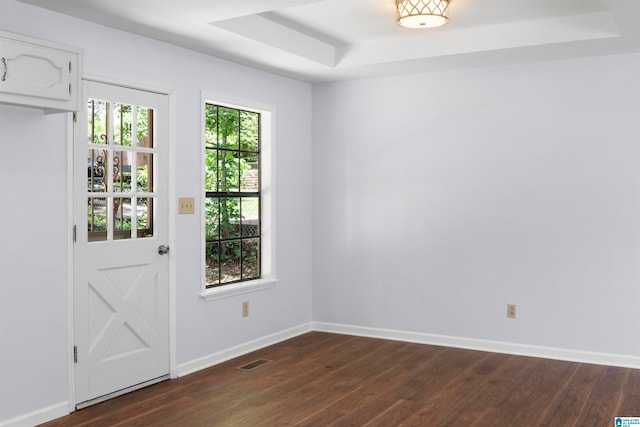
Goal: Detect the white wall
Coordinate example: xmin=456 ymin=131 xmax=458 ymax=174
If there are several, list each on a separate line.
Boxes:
xmin=0 ymin=106 xmax=71 ymax=423
xmin=2 ymin=0 xmax=640 ymax=423
xmin=0 ymin=0 xmax=313 ymax=423
xmin=312 ymin=54 xmax=640 ymax=356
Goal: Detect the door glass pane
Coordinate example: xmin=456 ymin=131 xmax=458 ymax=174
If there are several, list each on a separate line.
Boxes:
xmin=88 ymin=197 xmax=107 ymax=242
xmin=86 ymin=97 xmax=157 ymax=243
xmin=136 ymin=106 xmax=153 ymax=148
xmin=113 ymin=103 xmax=133 ymax=147
xmin=88 ymin=99 xmax=108 ymax=145
xmin=137 ymin=197 xmax=153 ymax=238
xmin=113 ymin=197 xmax=132 ymax=240
xmin=113 ymin=150 xmax=132 ymax=192
xmin=87 ymin=148 xmax=106 ymax=193
xmin=136 ymin=152 xmax=152 ymax=192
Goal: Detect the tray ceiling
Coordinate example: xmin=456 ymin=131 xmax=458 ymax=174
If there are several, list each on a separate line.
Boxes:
xmin=17 ymin=0 xmax=640 ymax=82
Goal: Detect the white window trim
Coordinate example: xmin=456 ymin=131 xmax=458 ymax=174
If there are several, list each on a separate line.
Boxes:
xmin=199 ymin=92 xmax=277 ymax=302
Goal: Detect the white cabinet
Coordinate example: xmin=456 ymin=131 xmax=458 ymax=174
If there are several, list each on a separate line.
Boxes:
xmin=0 ymin=31 xmax=81 ymax=112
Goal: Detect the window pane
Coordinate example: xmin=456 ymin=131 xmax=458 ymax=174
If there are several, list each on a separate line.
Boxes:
xmin=113 ymin=197 xmax=132 ymax=240
xmin=218 ymin=107 xmax=239 ymax=149
xmin=221 ymin=240 xmax=241 ymax=283
xmin=113 ymin=150 xmax=132 ymax=192
xmin=137 ymin=197 xmax=153 ymax=238
xmin=136 ymin=106 xmax=153 ymax=148
xmin=205 ymin=198 xmax=219 ymax=240
xmin=204 ymin=103 xmax=262 ymax=288
xmin=94 ymin=148 xmax=112 ymax=192
xmin=240 ymin=152 xmax=259 ymax=192
xmin=136 ymin=152 xmax=152 ymax=192
xmin=218 ymin=150 xmax=240 ymax=192
xmin=240 ymin=111 xmax=259 ymax=151
xmin=87 ymin=148 xmax=106 ymax=193
xmin=205 ymin=242 xmax=220 ymax=286
xmin=220 ymin=197 xmax=240 ymax=239
xmin=242 ymin=238 xmax=260 ymax=280
xmin=113 ymin=103 xmax=132 ymax=146
xmin=241 ymin=197 xmax=259 ymax=238
xmin=204 ymin=149 xmax=218 ymax=192
xmin=205 ymin=104 xmax=217 ymax=148
xmin=88 ymin=197 xmax=107 ymax=242
xmin=88 ymin=99 xmax=107 ymax=145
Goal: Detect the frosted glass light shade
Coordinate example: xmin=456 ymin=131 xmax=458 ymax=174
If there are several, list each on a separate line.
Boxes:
xmin=396 ymin=0 xmax=449 ymax=29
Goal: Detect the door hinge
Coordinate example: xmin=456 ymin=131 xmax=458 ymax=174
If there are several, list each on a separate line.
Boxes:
xmin=73 ymin=225 xmax=77 ymax=242
xmin=69 ymin=83 xmax=72 ymax=96
xmin=72 ymin=111 xmax=77 ymax=123
xmin=74 ymin=346 xmax=78 ymax=364
xmin=69 ymin=61 xmax=72 ymax=73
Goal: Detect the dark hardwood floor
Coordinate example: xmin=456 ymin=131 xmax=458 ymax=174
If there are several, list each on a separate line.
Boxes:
xmin=41 ymin=332 xmax=640 ymax=426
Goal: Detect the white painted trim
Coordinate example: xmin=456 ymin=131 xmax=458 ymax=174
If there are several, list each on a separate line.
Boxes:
xmin=0 ymin=402 xmax=69 ymax=427
xmin=65 ymin=111 xmax=75 ymax=413
xmin=76 ymin=374 xmax=170 ymax=410
xmin=82 ymin=73 xmax=172 ymax=96
xmin=12 ymin=320 xmax=640 ymax=426
xmin=312 ymin=321 xmax=640 ymax=369
xmin=167 ymin=88 xmax=178 ymax=379
xmin=199 ymin=277 xmax=278 ymax=301
xmin=199 ymin=91 xmax=277 ymax=298
xmin=199 ymin=93 xmax=207 ymax=294
xmin=68 ymin=74 xmax=178 ymax=405
xmin=0 ymin=30 xmax=82 ymax=54
xmin=177 ymin=322 xmax=312 ymax=377
xmin=8 ymin=322 xmax=308 ymax=426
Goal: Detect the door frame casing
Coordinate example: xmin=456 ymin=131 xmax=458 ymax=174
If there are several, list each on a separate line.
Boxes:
xmin=66 ymin=74 xmax=177 ymax=412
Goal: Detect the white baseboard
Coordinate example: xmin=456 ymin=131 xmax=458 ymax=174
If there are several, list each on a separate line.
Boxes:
xmin=6 ymin=321 xmax=638 ymax=427
xmin=312 ymin=321 xmax=640 ymax=369
xmin=0 ymin=402 xmax=69 ymax=427
xmin=0 ymin=323 xmax=312 ymax=427
xmin=176 ymin=322 xmax=313 ymax=377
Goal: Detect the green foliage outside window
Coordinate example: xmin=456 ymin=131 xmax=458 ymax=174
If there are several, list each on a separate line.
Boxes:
xmin=205 ymin=103 xmax=261 ymax=286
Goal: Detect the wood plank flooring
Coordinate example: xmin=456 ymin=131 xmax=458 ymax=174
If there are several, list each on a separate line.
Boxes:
xmin=41 ymin=332 xmax=640 ymax=426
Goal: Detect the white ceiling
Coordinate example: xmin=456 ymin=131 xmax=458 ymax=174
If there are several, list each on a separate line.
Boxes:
xmin=17 ymin=0 xmax=640 ymax=83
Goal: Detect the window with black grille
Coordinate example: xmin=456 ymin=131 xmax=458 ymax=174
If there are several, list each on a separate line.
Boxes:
xmin=204 ymin=103 xmax=261 ymax=287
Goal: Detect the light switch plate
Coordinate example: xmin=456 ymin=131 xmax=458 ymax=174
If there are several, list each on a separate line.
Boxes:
xmin=178 ymin=197 xmax=195 ymax=214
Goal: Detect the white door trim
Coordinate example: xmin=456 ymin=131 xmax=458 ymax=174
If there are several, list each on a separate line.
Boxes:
xmin=66 ymin=110 xmax=75 ymax=414
xmin=66 ymin=73 xmax=177 ymax=411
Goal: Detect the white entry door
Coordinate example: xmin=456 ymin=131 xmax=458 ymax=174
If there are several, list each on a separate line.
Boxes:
xmin=73 ymin=80 xmax=170 ymax=407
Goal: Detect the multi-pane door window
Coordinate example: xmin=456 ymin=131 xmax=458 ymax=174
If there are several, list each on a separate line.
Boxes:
xmin=204 ymin=103 xmax=261 ymax=287
xmin=87 ymin=99 xmax=155 ymax=242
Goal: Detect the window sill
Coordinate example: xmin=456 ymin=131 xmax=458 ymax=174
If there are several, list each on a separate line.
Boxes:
xmin=199 ymin=277 xmax=277 ymax=302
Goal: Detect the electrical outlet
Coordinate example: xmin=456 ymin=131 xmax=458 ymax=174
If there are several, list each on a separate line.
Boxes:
xmin=507 ymin=304 xmax=516 ymax=319
xmin=178 ymin=197 xmax=195 ymax=214
xmin=242 ymin=301 xmax=249 ymax=317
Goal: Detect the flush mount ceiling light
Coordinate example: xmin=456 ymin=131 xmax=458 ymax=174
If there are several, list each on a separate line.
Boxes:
xmin=396 ymin=0 xmax=450 ymax=29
